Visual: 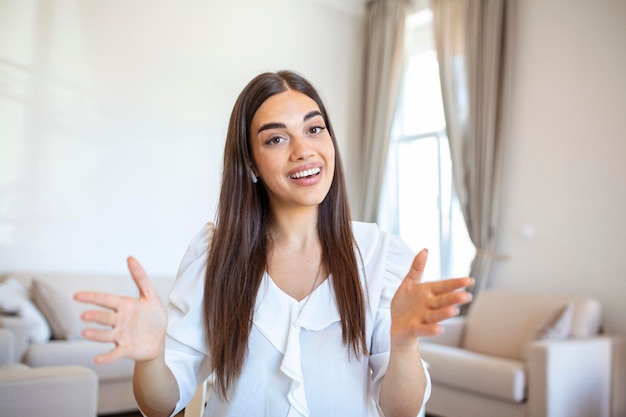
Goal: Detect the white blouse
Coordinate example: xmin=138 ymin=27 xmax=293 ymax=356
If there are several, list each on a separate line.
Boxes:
xmin=163 ymin=221 xmax=431 ymax=417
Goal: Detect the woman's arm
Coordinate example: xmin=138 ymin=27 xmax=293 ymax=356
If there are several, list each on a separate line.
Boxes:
xmin=379 ymin=249 xmax=473 ymax=417
xmin=379 ymin=341 xmax=427 ymax=416
xmin=133 ymin=352 xmax=179 ymax=417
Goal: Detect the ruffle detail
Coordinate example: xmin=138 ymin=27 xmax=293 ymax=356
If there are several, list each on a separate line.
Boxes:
xmin=254 ymin=274 xmax=341 ymax=417
xmin=282 ymin=321 xmax=307 ymax=416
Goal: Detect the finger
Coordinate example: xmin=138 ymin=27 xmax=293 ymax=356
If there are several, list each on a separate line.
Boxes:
xmin=94 ymin=347 xmax=124 ymax=364
xmin=424 ymin=305 xmax=461 ymax=323
xmin=419 ymin=323 xmax=445 ymax=337
xmin=74 ymin=291 xmax=122 ymax=311
xmin=81 ymin=327 xmax=117 ymax=344
xmin=81 ymin=309 xmax=117 ymax=327
xmin=405 ymin=249 xmax=428 ymax=284
xmin=430 ymin=277 xmax=475 ymax=295
xmin=127 ymin=256 xmax=157 ymax=298
xmin=428 ymin=291 xmax=473 ymax=309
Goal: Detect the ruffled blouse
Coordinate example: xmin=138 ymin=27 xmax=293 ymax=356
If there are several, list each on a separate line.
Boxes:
xmin=163 ymin=221 xmax=431 ymax=417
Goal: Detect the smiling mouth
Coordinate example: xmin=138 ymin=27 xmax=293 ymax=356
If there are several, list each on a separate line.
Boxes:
xmin=289 ymin=167 xmax=321 ymax=179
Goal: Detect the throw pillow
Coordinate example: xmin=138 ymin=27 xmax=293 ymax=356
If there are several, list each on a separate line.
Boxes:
xmin=0 ymin=278 xmax=51 ymax=343
xmin=535 ymin=302 xmax=573 ymax=340
xmin=31 ymin=279 xmax=80 ymax=340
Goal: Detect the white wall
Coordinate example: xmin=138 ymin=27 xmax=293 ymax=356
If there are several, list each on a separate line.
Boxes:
xmin=493 ymin=1 xmax=626 ymax=414
xmin=0 ymin=0 xmax=364 ymax=276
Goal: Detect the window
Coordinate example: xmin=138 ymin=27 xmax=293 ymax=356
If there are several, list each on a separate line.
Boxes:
xmin=378 ymin=8 xmax=475 ymax=281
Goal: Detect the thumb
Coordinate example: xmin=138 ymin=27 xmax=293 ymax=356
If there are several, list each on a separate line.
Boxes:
xmin=406 ymin=249 xmax=428 ymax=284
xmin=126 ymin=256 xmax=156 ymax=298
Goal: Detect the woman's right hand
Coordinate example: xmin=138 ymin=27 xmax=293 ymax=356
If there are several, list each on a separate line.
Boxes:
xmin=74 ymin=256 xmax=168 ymax=364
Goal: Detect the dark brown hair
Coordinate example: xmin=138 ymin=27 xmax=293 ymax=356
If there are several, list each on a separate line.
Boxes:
xmin=204 ymin=70 xmax=366 ymax=398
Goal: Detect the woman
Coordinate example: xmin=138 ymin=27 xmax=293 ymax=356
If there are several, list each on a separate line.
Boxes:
xmin=75 ymin=70 xmax=473 ymax=417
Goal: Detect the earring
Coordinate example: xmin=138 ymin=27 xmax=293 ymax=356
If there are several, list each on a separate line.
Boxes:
xmin=250 ymin=169 xmax=258 ymax=184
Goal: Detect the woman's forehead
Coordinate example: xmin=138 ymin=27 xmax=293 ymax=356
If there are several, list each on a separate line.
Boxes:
xmin=252 ymin=90 xmax=321 ymax=125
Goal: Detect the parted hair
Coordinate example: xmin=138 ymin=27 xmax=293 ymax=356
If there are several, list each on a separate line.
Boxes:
xmin=204 ymin=70 xmax=367 ymax=399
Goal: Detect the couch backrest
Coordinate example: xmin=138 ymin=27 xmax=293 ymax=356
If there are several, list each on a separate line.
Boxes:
xmin=0 ymin=272 xmax=175 ymax=340
xmin=462 ymin=290 xmax=602 ymax=361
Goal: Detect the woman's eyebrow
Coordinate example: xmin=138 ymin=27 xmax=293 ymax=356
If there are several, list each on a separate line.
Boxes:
xmin=258 ymin=122 xmax=285 ymax=134
xmin=257 ymin=110 xmax=323 ymax=134
xmin=303 ymin=110 xmax=323 ymax=121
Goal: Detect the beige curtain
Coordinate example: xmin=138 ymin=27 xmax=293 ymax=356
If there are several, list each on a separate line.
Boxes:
xmin=359 ymin=0 xmax=409 ymax=222
xmin=431 ymin=0 xmax=510 ymax=297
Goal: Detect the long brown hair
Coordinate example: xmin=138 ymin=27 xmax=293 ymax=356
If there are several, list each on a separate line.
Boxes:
xmin=204 ymin=70 xmax=366 ymax=398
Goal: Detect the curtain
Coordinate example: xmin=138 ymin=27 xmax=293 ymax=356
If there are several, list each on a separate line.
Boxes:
xmin=359 ymin=0 xmax=409 ymax=222
xmin=431 ymin=0 xmax=510 ymax=299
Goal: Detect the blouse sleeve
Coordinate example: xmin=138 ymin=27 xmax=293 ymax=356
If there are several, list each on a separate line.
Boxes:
xmin=368 ymin=231 xmax=432 ymax=415
xmin=163 ymin=222 xmax=214 ymax=416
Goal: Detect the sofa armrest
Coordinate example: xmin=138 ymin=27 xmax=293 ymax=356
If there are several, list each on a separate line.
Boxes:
xmin=1 ymin=316 xmax=30 ymax=361
xmin=527 ymin=337 xmax=612 ymax=417
xmin=0 ymin=365 xmax=98 ymax=417
xmin=0 ymin=328 xmax=16 ymax=363
xmin=421 ymin=316 xmax=466 ymax=347
xmin=0 ymin=329 xmax=16 ymax=363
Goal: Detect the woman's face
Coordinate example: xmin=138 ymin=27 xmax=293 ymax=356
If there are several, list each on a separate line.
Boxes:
xmin=249 ymin=89 xmax=335 ymax=213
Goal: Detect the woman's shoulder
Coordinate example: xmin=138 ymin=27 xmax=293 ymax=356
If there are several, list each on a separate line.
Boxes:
xmin=351 ymin=220 xmax=380 ymax=237
xmin=350 ymin=221 xmax=391 ymax=263
xmin=175 ymin=222 xmax=214 ymax=276
xmin=351 ymin=221 xmax=382 ymax=246
xmin=351 ymin=221 xmax=414 ymax=276
xmin=168 ymin=222 xmax=213 ymax=311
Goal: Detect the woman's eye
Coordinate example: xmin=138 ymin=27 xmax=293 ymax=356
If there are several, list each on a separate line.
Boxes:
xmin=266 ymin=136 xmax=285 ymax=145
xmin=309 ymin=125 xmax=326 ymax=135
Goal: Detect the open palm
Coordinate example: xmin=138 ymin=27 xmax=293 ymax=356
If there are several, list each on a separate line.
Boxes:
xmin=390 ymin=249 xmax=474 ymax=347
xmin=74 ymin=257 xmax=168 ymax=364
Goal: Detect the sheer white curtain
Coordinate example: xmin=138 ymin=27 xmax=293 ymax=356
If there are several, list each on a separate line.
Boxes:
xmin=431 ymin=0 xmax=511 ymax=298
xmin=359 ymin=0 xmax=410 ymax=222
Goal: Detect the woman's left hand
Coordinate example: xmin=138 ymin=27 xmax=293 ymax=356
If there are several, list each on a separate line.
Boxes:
xmin=390 ymin=249 xmax=474 ymax=348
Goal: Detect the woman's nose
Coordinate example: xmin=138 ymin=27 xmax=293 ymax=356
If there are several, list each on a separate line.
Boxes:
xmin=290 ymin=136 xmax=315 ymax=160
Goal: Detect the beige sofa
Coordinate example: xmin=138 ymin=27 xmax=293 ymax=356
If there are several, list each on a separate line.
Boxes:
xmin=0 ymin=271 xmax=175 ymax=415
xmin=420 ymin=289 xmax=612 ymax=417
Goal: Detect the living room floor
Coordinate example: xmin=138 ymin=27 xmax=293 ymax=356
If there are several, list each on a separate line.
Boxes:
xmin=105 ymin=412 xmax=185 ymax=417
xmin=107 ymin=413 xmax=439 ymax=417
xmin=107 ymin=412 xmax=439 ymax=417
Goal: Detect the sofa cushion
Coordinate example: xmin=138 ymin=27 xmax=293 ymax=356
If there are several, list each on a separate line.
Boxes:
xmin=32 ymin=279 xmax=80 ymax=340
xmin=420 ymin=342 xmax=526 ymax=403
xmin=23 ymin=340 xmax=134 ymax=382
xmin=0 ymin=363 xmax=30 ymax=371
xmin=462 ymin=291 xmax=574 ymax=360
xmin=0 ymin=365 xmax=98 ymax=417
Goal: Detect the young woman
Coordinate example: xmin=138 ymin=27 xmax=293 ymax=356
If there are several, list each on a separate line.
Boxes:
xmin=75 ymin=70 xmax=473 ymax=417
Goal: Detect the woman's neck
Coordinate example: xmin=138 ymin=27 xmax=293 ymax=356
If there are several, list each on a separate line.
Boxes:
xmin=267 ymin=206 xmax=326 ymax=301
xmin=268 ymin=205 xmax=320 ymax=250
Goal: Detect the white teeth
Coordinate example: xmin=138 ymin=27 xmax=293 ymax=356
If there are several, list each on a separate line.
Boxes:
xmin=290 ymin=167 xmax=321 ymax=179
